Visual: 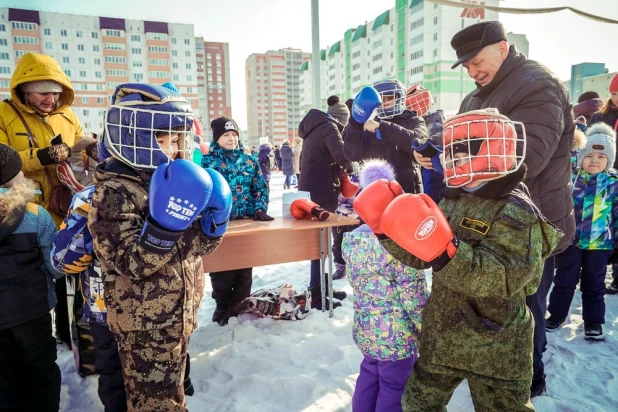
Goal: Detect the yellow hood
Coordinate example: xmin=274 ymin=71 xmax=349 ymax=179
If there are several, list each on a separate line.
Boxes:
xmin=10 ymin=53 xmax=75 ymax=115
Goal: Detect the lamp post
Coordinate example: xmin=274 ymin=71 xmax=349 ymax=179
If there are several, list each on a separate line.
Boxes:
xmin=311 ymin=0 xmax=321 ymax=110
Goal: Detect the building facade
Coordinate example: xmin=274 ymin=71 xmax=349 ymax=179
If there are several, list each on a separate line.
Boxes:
xmin=245 ymin=48 xmax=310 ymax=147
xmin=0 ymin=7 xmax=231 ymax=139
xmin=298 ymin=0 xmax=529 ymax=117
xmin=567 ymin=62 xmax=608 ymax=102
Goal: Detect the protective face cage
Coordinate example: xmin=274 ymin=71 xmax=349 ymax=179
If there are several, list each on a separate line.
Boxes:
xmin=104 ymin=85 xmax=194 ymax=170
xmin=405 ymin=84 xmax=432 ymax=117
xmin=442 ymin=109 xmax=526 ymax=188
xmin=373 ymin=79 xmax=407 ymax=119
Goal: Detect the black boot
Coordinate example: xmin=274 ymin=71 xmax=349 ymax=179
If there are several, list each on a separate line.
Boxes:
xmin=309 ymin=284 xmax=342 ymax=310
xmin=324 ymin=282 xmax=347 ymax=301
xmin=212 ymin=305 xmax=229 ymax=323
xmin=183 ymin=353 xmax=194 ymax=396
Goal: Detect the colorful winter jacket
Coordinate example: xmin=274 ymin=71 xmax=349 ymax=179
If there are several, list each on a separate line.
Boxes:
xmin=202 ymin=143 xmax=269 ymax=220
xmin=571 ymin=169 xmax=618 ymax=250
xmin=88 ymin=159 xmax=222 ymax=336
xmin=380 ymin=169 xmax=562 ymax=383
xmin=0 ymin=178 xmax=61 ymax=330
xmin=51 ymin=185 xmax=107 ymax=324
xmin=343 ymin=229 xmax=427 ymax=361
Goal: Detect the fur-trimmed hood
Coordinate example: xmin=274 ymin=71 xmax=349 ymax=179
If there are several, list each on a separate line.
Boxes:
xmin=358 ymin=159 xmax=396 ymax=189
xmin=0 ymin=177 xmax=37 ymax=240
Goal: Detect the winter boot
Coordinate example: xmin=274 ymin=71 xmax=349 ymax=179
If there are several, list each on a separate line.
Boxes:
xmin=212 ymin=305 xmax=229 ymax=324
xmin=309 ymin=284 xmax=342 ymax=310
xmin=324 ymin=282 xmax=347 ymax=301
xmin=545 ymin=316 xmax=566 ymax=332
xmin=606 ymin=279 xmax=618 ymax=295
xmin=530 ymin=374 xmax=546 ymax=398
xmin=584 ymin=323 xmax=604 ymax=341
xmin=333 ymin=263 xmax=347 ymax=280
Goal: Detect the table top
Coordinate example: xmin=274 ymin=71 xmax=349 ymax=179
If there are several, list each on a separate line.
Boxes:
xmin=222 ymin=215 xmax=360 ymax=237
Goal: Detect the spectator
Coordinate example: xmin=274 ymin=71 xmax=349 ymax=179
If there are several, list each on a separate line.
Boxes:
xmin=274 ymin=144 xmax=282 ymax=171
xmin=280 ymin=140 xmax=295 ymax=189
xmin=574 ymin=91 xmax=603 ymax=124
xmin=292 ymin=136 xmax=302 ymax=186
xmin=257 ymin=136 xmax=274 ymax=190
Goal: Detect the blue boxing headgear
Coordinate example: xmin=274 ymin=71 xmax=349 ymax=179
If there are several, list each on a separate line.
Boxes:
xmin=105 ymin=83 xmax=194 ymax=170
xmin=373 ymin=79 xmax=407 ymax=120
xmin=97 ymin=132 xmax=112 ymax=162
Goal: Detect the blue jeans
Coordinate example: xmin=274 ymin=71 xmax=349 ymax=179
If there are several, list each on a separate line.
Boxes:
xmin=284 ymin=175 xmax=292 ymax=187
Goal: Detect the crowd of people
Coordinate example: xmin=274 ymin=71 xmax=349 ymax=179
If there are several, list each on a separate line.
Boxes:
xmin=0 ymin=19 xmax=616 ymax=412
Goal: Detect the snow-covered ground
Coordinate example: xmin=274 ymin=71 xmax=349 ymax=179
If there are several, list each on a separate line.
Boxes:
xmin=58 ymin=173 xmax=617 ymax=411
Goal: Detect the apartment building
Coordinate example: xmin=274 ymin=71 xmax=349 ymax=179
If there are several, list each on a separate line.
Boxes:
xmin=196 ymin=39 xmax=232 ymax=140
xmin=299 ymin=0 xmax=529 ymax=117
xmin=245 ymin=48 xmax=310 ymax=147
xmin=0 ymin=7 xmax=231 ymax=138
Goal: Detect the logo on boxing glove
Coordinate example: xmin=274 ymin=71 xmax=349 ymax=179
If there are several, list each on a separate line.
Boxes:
xmin=415 ymin=216 xmax=437 ymax=240
xmin=353 ymin=104 xmax=366 ymax=118
xmin=165 ymin=196 xmax=199 ymax=221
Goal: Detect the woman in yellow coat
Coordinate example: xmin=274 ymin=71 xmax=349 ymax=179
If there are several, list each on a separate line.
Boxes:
xmin=0 ymin=53 xmax=84 ymax=226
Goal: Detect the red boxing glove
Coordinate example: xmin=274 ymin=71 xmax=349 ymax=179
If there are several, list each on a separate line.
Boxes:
xmin=290 ymin=199 xmax=330 ymax=221
xmin=340 ymin=170 xmax=359 ymax=199
xmin=380 ymin=193 xmax=458 ymax=270
xmin=353 ymin=179 xmax=403 ymax=234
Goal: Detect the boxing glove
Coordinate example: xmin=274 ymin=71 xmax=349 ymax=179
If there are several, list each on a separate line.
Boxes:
xmin=340 ymin=170 xmax=359 ymax=199
xmin=351 ymin=86 xmax=381 ymax=124
xmin=380 ymin=193 xmax=458 ymax=270
xmin=412 ymin=139 xmax=444 ymax=174
xmin=201 ymin=168 xmax=233 ymax=237
xmin=290 ymin=199 xmax=329 ymax=221
xmin=353 ymin=179 xmax=403 ymax=234
xmin=140 ymin=159 xmax=213 ymax=253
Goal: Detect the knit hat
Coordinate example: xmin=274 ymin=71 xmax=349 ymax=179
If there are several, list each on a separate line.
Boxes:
xmin=577 ymin=123 xmax=617 ymax=169
xmin=327 ymin=95 xmax=350 ymax=126
xmin=211 ymin=117 xmax=239 ymax=142
xmin=610 ymin=73 xmax=618 ymax=93
xmin=0 ymin=144 xmax=23 ymax=187
xmin=577 ymin=91 xmax=599 ymax=104
xmin=19 ymin=80 xmax=63 ymax=94
xmin=450 ymin=21 xmax=507 ymax=69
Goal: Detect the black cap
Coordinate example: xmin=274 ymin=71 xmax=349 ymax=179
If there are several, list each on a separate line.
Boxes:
xmin=210 ymin=117 xmax=239 ymax=142
xmin=450 ymin=21 xmax=507 ymax=69
xmin=0 ymin=143 xmax=22 ymax=186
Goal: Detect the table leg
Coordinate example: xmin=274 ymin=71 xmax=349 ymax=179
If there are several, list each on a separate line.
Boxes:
xmin=319 ymin=227 xmax=326 ymax=312
xmin=326 ymin=227 xmax=334 ymax=318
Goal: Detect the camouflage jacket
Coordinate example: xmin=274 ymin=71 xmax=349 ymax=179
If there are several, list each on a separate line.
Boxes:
xmin=381 ymin=170 xmax=561 ymax=382
xmin=87 ymin=159 xmax=222 ymax=336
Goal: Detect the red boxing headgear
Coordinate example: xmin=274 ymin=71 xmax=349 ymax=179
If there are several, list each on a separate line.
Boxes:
xmin=405 ymin=84 xmax=432 ymax=117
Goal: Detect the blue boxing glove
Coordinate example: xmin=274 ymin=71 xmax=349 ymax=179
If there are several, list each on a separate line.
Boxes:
xmin=412 ymin=139 xmax=444 ymax=175
xmin=351 ymin=86 xmax=382 ymax=139
xmin=201 ymin=169 xmax=233 ymax=237
xmin=139 ymin=159 xmax=213 ymax=253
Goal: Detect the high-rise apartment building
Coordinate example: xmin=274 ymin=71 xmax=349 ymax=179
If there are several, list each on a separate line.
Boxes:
xmin=195 ymin=39 xmax=232 ymax=140
xmin=0 ymin=7 xmax=231 ymax=138
xmin=299 ymin=0 xmax=529 ymax=117
xmin=245 ymin=48 xmax=310 ymax=147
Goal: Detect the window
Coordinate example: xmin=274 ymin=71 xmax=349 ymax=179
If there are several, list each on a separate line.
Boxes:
xmin=97 ymin=97 xmax=104 ymax=103
xmin=172 ymin=62 xmax=178 ymax=69
xmin=62 ymin=56 xmax=70 ymax=63
xmin=80 ymin=83 xmax=88 ymax=90
xmin=82 ymin=97 xmax=88 ymax=103
xmin=410 ymin=34 xmax=424 ymax=46
xmin=148 ymin=46 xmax=167 ymax=53
xmin=0 ymin=80 xmax=10 ymax=87
xmin=79 ymin=70 xmax=87 ymax=77
xmin=433 ymin=49 xmax=438 ymax=58
xmin=14 ymin=50 xmax=30 ymax=58
xmin=104 ymin=30 xmax=123 ymax=37
xmin=185 ymin=51 xmax=191 ymax=57
xmin=352 ymin=50 xmax=360 ymax=59
xmin=373 ymin=40 xmax=382 ymax=49
xmin=76 ymin=30 xmax=83 ymax=37
xmin=148 ymin=58 xmax=169 ymax=66
xmin=78 ymin=57 xmax=86 ymax=64
xmin=186 ymin=75 xmax=192 ymax=81
xmin=185 ymin=63 xmax=191 ymax=69
xmin=184 ymin=39 xmax=190 ymax=45
xmin=410 ymin=50 xmax=424 ymax=60
xmin=130 ymin=34 xmax=141 ymax=42
xmin=352 ymin=75 xmax=361 ymax=82
xmin=106 ymin=69 xmax=127 ymax=77
xmin=12 ymin=22 xmax=37 ymax=31
xmin=131 ymin=48 xmax=142 ymax=54
xmin=83 ymin=109 xmax=89 ymax=116
xmin=44 ymin=41 xmax=52 ymax=49
xmin=64 ymin=69 xmax=71 ymax=76
xmin=0 ymin=52 xmax=8 ymax=60
xmin=44 ymin=28 xmax=51 ymax=35
xmin=434 ymin=17 xmax=438 ymax=25
xmin=373 ymin=67 xmax=382 ymax=75
xmin=94 ymin=58 xmax=101 ymax=65
xmin=149 ymin=71 xmax=169 ymax=78
xmin=186 ymin=87 xmax=192 ymax=93
xmin=173 ymin=74 xmax=179 ymax=81
xmin=433 ymin=33 xmax=438 ymax=42
xmin=93 ymin=45 xmax=100 ymax=52
xmin=372 ymin=53 xmax=382 ymax=62
xmin=133 ymin=73 xmax=144 ymax=81
xmin=61 ymin=29 xmax=67 ymax=36
xmin=84 ymin=122 xmax=90 ymax=129
xmin=411 ymin=18 xmax=424 ymax=30
xmin=105 ymin=56 xmax=126 ymax=64
xmin=216 ymin=54 xmax=221 ymax=60
xmin=92 ymin=32 xmax=98 ymax=39
xmin=132 ymin=60 xmax=143 ymax=67
xmin=104 ymin=43 xmax=125 ymax=51
xmin=0 ymin=25 xmax=6 ymax=32
xmin=171 ymin=50 xmax=178 ymax=57
xmin=96 ymin=84 xmax=103 ymax=90
xmin=95 ymin=71 xmax=102 ymax=78
xmin=146 ymin=32 xmax=167 ymax=40
xmin=13 ymin=36 xmax=39 ymax=45
xmin=77 ymin=44 xmax=84 ymax=51
xmin=171 ymin=38 xmax=177 ymax=44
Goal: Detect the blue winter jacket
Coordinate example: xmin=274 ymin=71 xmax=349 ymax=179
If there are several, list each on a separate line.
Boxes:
xmin=202 ymin=142 xmax=270 ymax=219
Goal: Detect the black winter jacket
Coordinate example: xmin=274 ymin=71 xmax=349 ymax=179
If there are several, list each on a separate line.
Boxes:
xmin=298 ymin=109 xmax=351 ymax=212
xmin=343 ymin=110 xmax=428 ymax=194
xmin=458 ymin=45 xmax=575 ymax=255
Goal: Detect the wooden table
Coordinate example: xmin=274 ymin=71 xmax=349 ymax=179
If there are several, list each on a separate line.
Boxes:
xmin=202 ymin=215 xmax=359 ymax=317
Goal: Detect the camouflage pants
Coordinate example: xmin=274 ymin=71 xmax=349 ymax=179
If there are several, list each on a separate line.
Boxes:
xmin=402 ymin=362 xmax=534 ymax=412
xmin=116 ymin=329 xmax=188 ymax=412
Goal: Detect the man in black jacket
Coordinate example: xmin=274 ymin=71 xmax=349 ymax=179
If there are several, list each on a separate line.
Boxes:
xmin=415 ymin=21 xmax=575 ymax=399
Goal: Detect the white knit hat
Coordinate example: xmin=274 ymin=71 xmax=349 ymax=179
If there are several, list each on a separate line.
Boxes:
xmin=577 ymin=123 xmax=617 ymax=169
xmin=19 ymin=80 xmax=63 ymax=94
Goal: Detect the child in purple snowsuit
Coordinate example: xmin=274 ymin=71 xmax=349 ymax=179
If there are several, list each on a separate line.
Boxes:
xmin=342 ymin=160 xmax=428 ymax=412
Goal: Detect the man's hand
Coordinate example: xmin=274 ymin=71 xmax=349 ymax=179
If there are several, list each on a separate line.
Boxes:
xmin=413 ymin=150 xmax=433 ymax=170
xmin=363 ymin=119 xmax=380 ymax=134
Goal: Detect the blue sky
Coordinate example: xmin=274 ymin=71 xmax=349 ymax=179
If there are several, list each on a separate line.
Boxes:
xmin=6 ymin=0 xmax=618 ymax=128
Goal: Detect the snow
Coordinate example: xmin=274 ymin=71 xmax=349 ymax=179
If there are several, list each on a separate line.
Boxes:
xmin=58 ymin=173 xmax=616 ymax=411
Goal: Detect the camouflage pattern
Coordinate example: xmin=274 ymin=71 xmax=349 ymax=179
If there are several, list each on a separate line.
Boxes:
xmin=88 ymin=158 xmax=222 ymax=411
xmin=380 ymin=181 xmax=562 ymax=411
xmin=117 ymin=328 xmax=186 ymax=412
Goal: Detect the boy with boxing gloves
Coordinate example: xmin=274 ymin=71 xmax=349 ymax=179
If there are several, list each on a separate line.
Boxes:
xmin=353 ymin=109 xmax=562 ymax=411
xmin=88 ymin=84 xmax=232 ymax=411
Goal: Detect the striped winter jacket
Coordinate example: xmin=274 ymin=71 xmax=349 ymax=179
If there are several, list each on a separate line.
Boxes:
xmin=572 ymin=169 xmax=618 ymax=250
